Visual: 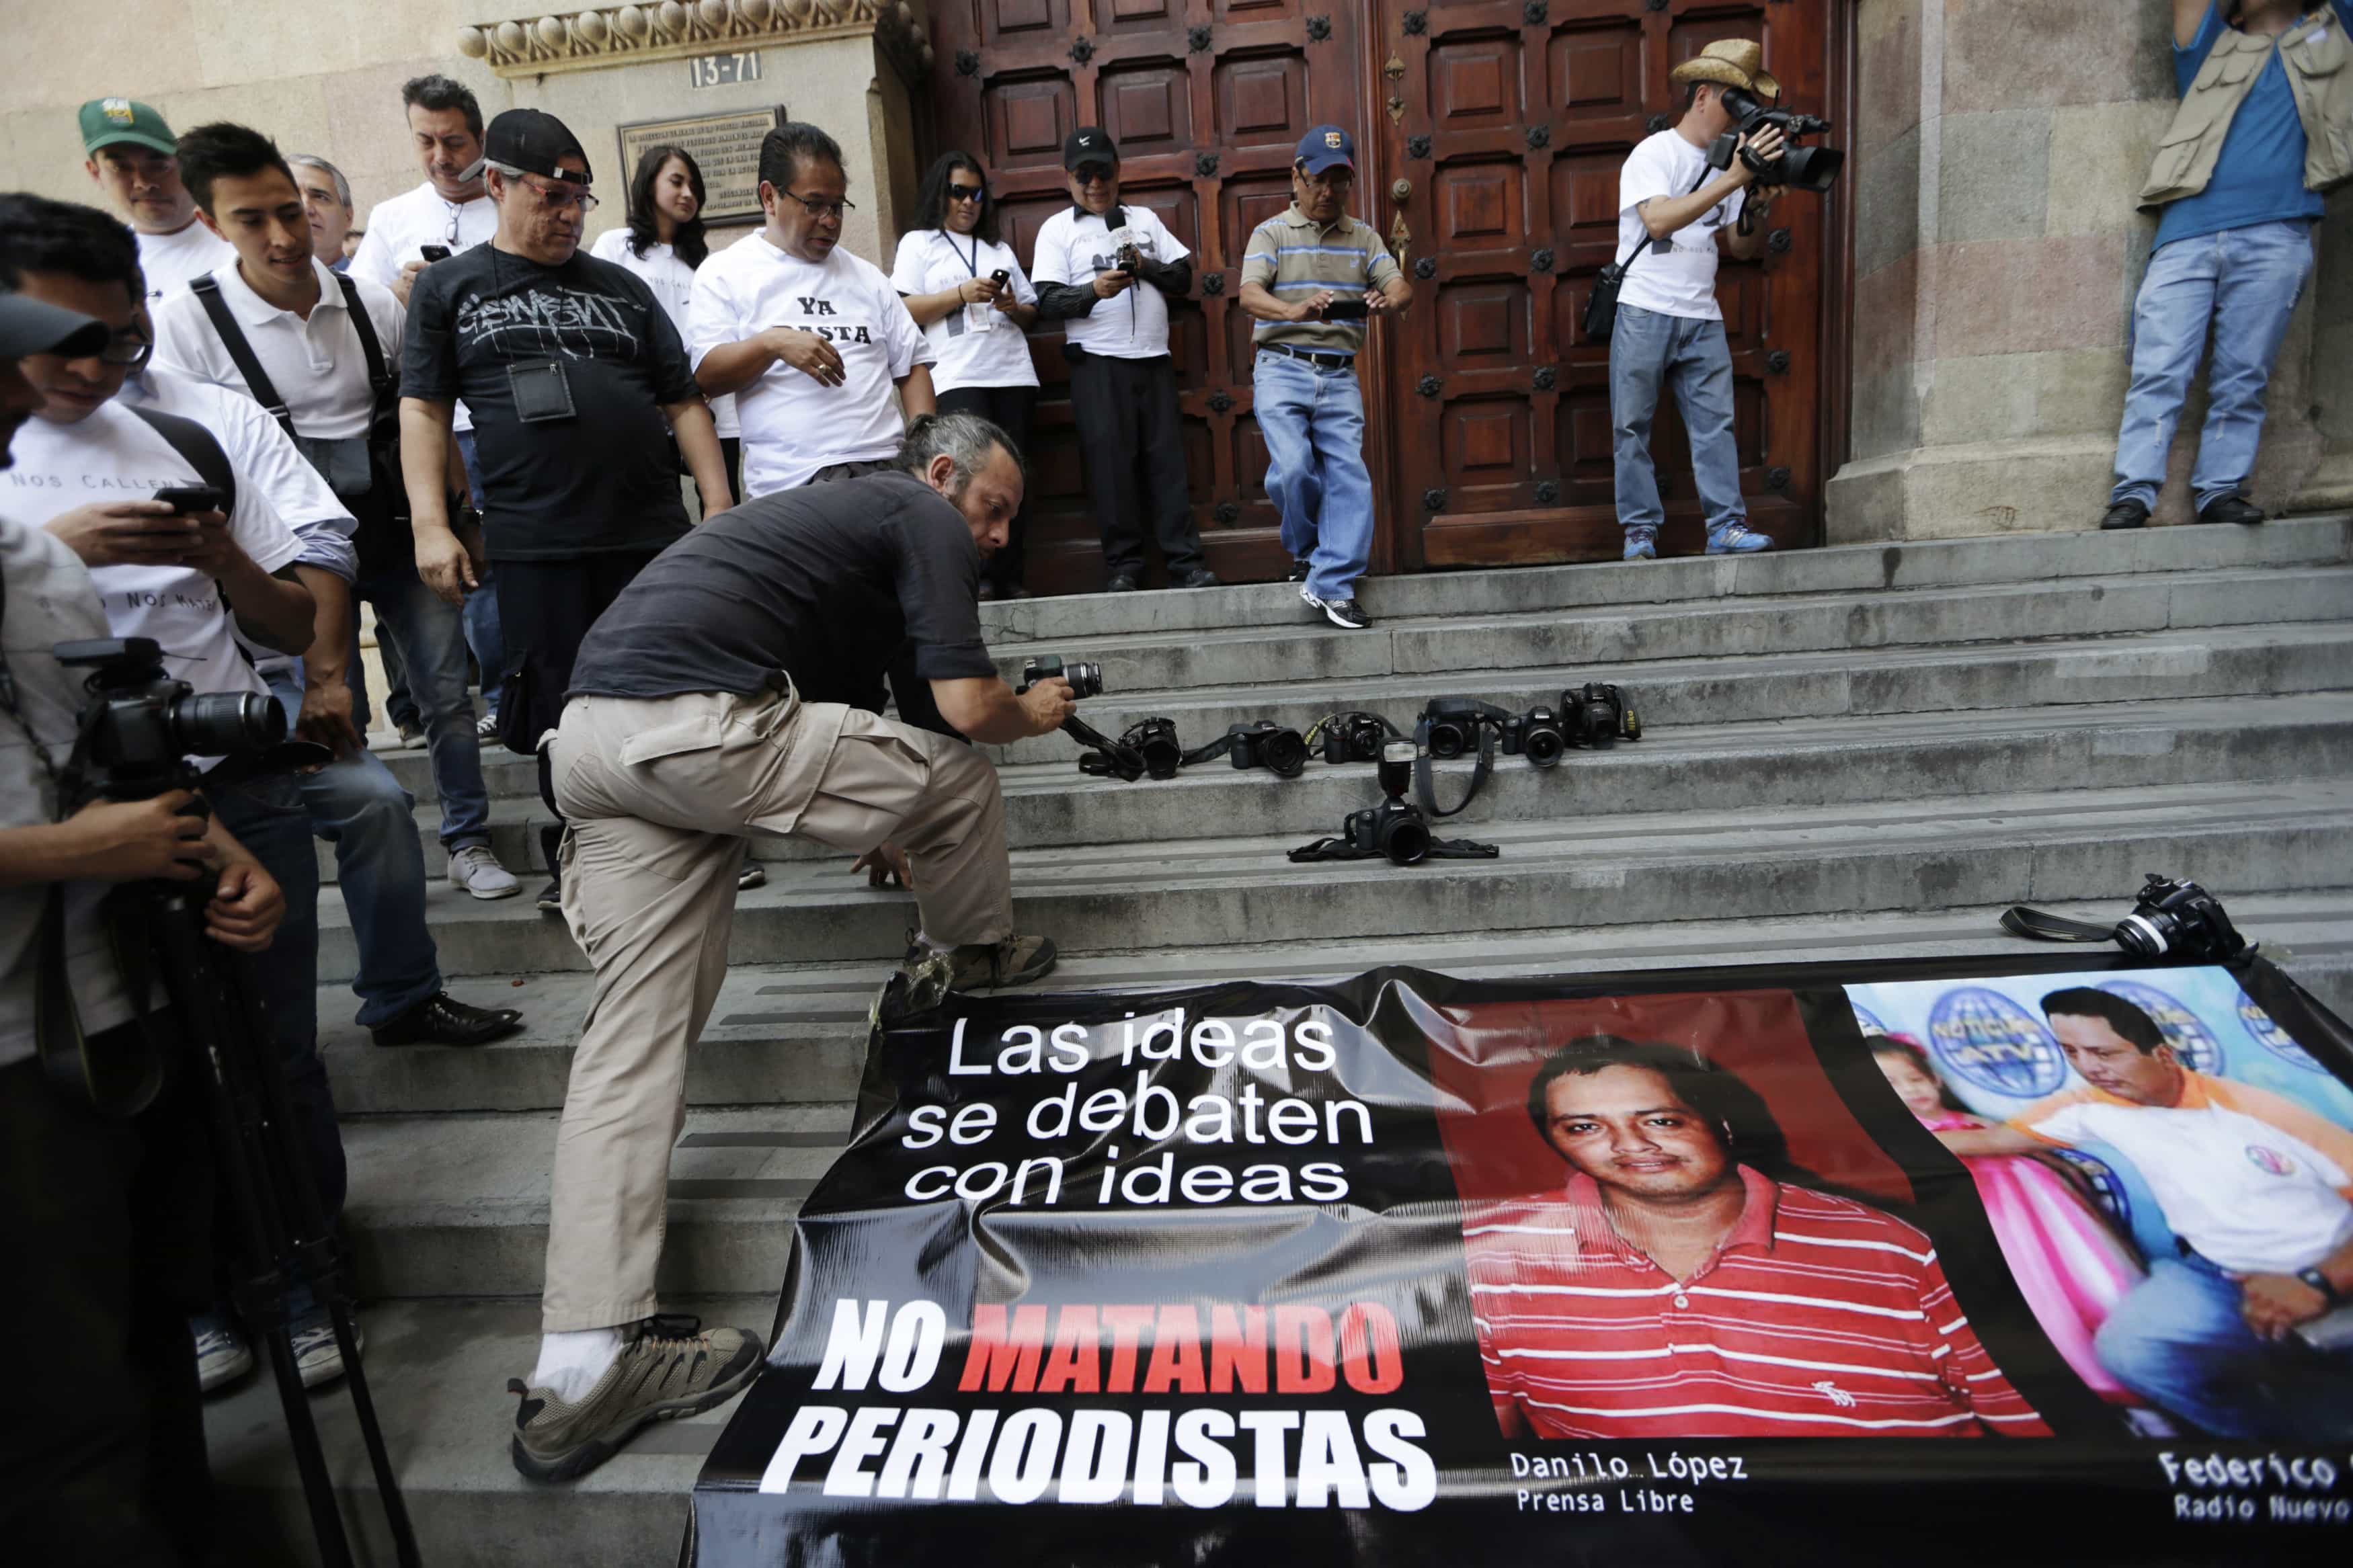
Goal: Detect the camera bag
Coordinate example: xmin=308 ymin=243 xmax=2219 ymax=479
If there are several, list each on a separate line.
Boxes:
xmin=1583 ymin=169 xmax=1711 ymax=343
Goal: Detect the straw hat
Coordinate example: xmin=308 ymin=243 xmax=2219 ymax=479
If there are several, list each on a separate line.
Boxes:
xmin=1669 ymin=39 xmax=1780 ymax=101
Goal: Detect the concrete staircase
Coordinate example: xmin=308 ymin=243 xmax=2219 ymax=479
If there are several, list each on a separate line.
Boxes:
xmin=210 ymin=517 xmax=2353 ymax=1563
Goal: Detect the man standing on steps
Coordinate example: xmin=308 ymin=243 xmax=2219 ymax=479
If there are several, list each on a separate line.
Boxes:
xmin=78 ymin=97 xmax=232 ymax=302
xmin=2100 ymin=0 xmax=2353 ymax=533
xmin=1031 ymin=127 xmax=1220 ymax=593
xmin=153 ymin=122 xmax=528 ymax=1051
xmin=1609 ymin=40 xmax=1786 ymax=563
xmin=400 ymin=108 xmax=732 ymax=915
xmin=287 ymin=154 xmax=356 ymax=273
xmin=1238 ymin=125 xmax=1412 ymax=631
xmin=507 ymin=413 xmax=1068 ymax=1482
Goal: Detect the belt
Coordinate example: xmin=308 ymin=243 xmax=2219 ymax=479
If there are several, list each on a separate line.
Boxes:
xmin=1259 ymin=342 xmax=1355 ymax=372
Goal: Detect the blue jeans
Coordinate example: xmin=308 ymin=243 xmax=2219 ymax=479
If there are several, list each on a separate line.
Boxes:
xmin=346 ymin=563 xmax=490 ymax=848
xmin=453 ymin=429 xmax=506 ymax=721
xmin=2110 ymin=219 xmax=2316 ymax=512
xmin=267 ymin=674 xmax=447 ymax=1030
xmin=1609 ymin=304 xmax=1746 ymax=536
xmin=1253 ymin=351 xmax=1374 ymax=603
xmin=2094 ymin=1254 xmax=2353 ymax=1441
xmin=202 ymin=769 xmax=343 ymax=1221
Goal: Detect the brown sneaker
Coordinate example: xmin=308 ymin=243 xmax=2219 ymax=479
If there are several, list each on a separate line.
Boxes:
xmin=946 ymin=934 xmax=1058 ymax=991
xmin=507 ymin=1315 xmax=764 ymax=1483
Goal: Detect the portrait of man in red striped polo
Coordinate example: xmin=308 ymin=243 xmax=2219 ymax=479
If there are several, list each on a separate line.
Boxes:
xmin=1463 ymin=1037 xmax=2051 ymax=1440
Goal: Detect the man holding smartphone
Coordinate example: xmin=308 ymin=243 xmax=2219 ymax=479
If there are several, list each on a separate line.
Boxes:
xmin=1238 ymin=126 xmax=1412 ymax=631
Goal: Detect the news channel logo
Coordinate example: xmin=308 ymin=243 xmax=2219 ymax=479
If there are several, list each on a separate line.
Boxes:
xmin=1926 ymin=987 xmax=2067 ymax=1098
xmin=2098 ymin=980 xmax=2222 ymax=1073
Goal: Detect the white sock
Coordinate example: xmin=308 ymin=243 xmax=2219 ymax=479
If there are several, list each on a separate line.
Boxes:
xmin=914 ymin=930 xmax=951 ymax=954
xmin=532 ymin=1326 xmax=625 ymax=1403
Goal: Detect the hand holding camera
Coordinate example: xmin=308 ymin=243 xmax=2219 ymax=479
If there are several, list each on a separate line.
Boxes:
xmin=1732 ymin=123 xmax=1787 ymax=184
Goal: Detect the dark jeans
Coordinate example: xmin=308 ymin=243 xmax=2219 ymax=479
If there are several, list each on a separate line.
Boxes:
xmin=205 ymin=768 xmax=342 ymax=1220
xmin=493 ymin=550 xmax=664 ymax=819
xmin=936 ymin=384 xmax=1038 ymax=591
xmin=1067 ymin=352 xmax=1202 ymax=579
xmin=0 ymin=1039 xmax=214 ymax=1567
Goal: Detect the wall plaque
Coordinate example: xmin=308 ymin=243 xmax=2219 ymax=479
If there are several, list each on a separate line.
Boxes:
xmin=615 ymin=106 xmax=784 ymax=225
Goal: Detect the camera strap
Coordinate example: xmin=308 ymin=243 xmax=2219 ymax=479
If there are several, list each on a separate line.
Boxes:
xmin=191 ymin=275 xmax=295 ymax=438
xmin=1287 ymin=833 xmax=1498 ymax=864
xmin=1998 ymin=905 xmax=2124 ymax=944
xmin=1412 ymin=715 xmax=1497 ymax=819
xmin=1064 ymin=714 xmax=1147 ymax=782
xmin=124 ymin=405 xmax=237 ymax=520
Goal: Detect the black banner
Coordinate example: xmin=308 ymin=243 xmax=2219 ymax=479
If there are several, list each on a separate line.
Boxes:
xmin=690 ymin=952 xmax=2353 ymax=1565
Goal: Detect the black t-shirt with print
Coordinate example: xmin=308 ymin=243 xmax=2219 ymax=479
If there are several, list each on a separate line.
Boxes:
xmin=403 ymin=243 xmax=696 ymax=560
xmin=569 ymin=470 xmax=998 ymax=712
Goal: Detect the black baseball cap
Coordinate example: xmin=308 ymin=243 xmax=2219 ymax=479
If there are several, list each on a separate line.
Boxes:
xmin=1063 ymin=127 xmax=1118 ymax=171
xmin=483 ymin=108 xmax=592 ymax=184
xmin=0 ymin=292 xmax=107 ymax=360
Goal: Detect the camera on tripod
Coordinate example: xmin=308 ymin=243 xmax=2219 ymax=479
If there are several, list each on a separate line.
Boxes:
xmin=56 ymin=638 xmax=284 ymax=799
xmin=1019 ymin=653 xmax=1104 ymax=700
xmin=1705 ymin=86 xmax=1843 ymax=193
xmin=1344 ymin=742 xmax=1434 ymax=866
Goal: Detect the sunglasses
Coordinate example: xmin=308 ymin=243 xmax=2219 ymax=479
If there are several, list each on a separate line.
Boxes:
xmin=93 ymin=325 xmax=153 ymax=368
xmin=516 ymin=174 xmax=598 ymax=213
xmin=947 ymin=182 xmax=986 ymax=202
xmin=1072 ymin=165 xmax=1115 ymax=187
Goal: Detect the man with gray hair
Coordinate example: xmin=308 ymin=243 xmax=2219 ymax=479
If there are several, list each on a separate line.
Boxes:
xmin=284 ymin=153 xmax=355 ymax=270
xmin=505 ymin=411 xmax=1070 ymax=1481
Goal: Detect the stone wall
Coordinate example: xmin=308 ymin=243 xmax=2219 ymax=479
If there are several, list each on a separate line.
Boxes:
xmin=0 ymin=0 xmax=926 ymax=272
xmin=1829 ymin=0 xmax=2350 ymax=540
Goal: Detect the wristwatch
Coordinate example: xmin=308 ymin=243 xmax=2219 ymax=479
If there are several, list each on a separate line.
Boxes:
xmin=2297 ymin=1266 xmax=2344 ymax=1306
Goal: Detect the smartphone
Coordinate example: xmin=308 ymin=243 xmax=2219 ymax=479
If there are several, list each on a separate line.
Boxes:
xmin=1322 ymin=298 xmax=1370 ymax=322
xmin=990 ymin=268 xmax=1010 ymax=287
xmin=420 ymin=244 xmax=452 ymax=263
xmin=152 ymin=485 xmax=226 ymax=515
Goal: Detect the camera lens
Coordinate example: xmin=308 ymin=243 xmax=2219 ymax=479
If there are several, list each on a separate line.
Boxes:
xmin=1525 ymin=728 xmax=1566 ymax=768
xmin=1577 ymin=700 xmax=1617 ymax=749
xmin=169 ymin=691 xmax=285 ymax=756
xmin=1138 ymin=733 xmax=1182 ymax=778
xmin=1260 ymin=727 xmax=1308 ymax=779
xmin=1380 ymin=813 xmax=1431 ymax=866
xmin=1065 ymin=661 xmax=1105 ymax=700
xmin=1427 ymin=722 xmax=1466 ymax=759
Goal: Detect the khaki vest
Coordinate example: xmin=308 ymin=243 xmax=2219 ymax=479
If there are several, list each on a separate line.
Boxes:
xmin=2139 ymin=5 xmax=2353 ymax=210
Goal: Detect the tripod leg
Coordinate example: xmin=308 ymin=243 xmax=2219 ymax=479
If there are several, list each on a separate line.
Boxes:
xmin=328 ymin=1300 xmax=422 ymax=1568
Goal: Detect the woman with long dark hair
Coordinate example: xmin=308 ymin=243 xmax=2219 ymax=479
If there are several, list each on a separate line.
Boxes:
xmin=889 ymin=151 xmax=1040 ymax=597
xmin=591 ymin=145 xmax=742 ymax=497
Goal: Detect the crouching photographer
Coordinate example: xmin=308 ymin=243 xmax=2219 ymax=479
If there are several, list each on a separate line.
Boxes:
xmin=1 ymin=484 xmax=283 ymax=1560
xmin=512 ymin=411 xmax=1070 ymax=1482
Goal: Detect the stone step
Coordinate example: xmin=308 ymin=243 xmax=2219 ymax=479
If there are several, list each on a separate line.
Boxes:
xmin=977 ymin=565 xmax=2353 ymax=698
xmin=336 ymin=692 xmax=2353 ymax=887
xmin=206 ymin=1294 xmax=756 ymax=1567
xmin=316 ymin=774 xmax=2353 ymax=981
xmin=323 ymin=891 xmax=2353 ymax=1117
xmin=975 ymin=514 xmax=2353 ymax=645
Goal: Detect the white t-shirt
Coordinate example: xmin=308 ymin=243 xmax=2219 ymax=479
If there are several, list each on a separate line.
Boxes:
xmin=887 ymin=229 xmax=1041 ymax=394
xmin=7 ymin=399 xmax=305 ymax=708
xmin=0 ymin=520 xmax=145 ymax=1069
xmin=1613 ymin=130 xmax=1744 ymax=322
xmin=588 ymin=228 xmax=738 ymax=437
xmin=689 ymin=233 xmax=933 ymax=497
xmin=135 ymin=220 xmax=235 ymax=304
xmin=1029 ymin=204 xmax=1190 ymax=360
xmin=348 ymin=181 xmax=497 ymax=432
xmin=151 ymin=256 xmax=405 ymax=440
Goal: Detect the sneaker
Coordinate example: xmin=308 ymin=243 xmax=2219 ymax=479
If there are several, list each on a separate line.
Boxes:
xmin=536 ymin=878 xmax=562 ymax=913
xmin=509 ymin=1315 xmax=764 ymax=1483
xmin=1622 ymin=528 xmax=1659 ymax=561
xmin=2198 ymin=493 xmax=2266 ymax=526
xmin=945 ymin=933 xmax=1059 ymax=991
xmin=1704 ymin=520 xmax=1773 ymax=554
xmin=738 ymin=861 xmax=768 ymax=891
xmin=193 ymin=1314 xmax=253 ymax=1394
xmin=1317 ymin=597 xmax=1371 ymax=630
xmin=1173 ymin=567 xmax=1222 ymax=589
xmin=2100 ymin=498 xmax=2150 ymax=531
xmin=1105 ymin=571 xmax=1141 ymax=593
xmin=476 ymin=711 xmax=501 ymax=741
xmin=1285 ymin=558 xmax=1310 ymax=582
xmin=370 ymin=991 xmax=524 ymax=1048
xmin=290 ymin=1317 xmax=364 ymax=1391
xmin=395 ymin=722 xmax=425 ymax=751
xmin=448 ymin=844 xmax=522 ymax=900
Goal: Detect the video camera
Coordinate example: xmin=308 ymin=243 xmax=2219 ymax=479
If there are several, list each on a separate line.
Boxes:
xmin=1705 ymin=86 xmax=1843 ymax=194
xmin=56 ymin=638 xmax=284 ymax=801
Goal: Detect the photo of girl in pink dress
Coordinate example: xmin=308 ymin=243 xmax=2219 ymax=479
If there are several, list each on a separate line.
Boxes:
xmin=1870 ymin=1033 xmax=2147 ymax=1405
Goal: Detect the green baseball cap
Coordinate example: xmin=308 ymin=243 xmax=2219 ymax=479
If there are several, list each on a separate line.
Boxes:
xmin=79 ymin=97 xmax=178 ymax=158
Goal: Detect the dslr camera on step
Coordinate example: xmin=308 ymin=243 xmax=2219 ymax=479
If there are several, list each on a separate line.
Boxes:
xmin=1315 ymin=710 xmax=1398 ymax=765
xmin=1705 ymin=86 xmax=1843 ymax=194
xmin=1562 ymin=682 xmax=1642 ymax=748
xmin=1344 ymin=743 xmax=1434 ymax=866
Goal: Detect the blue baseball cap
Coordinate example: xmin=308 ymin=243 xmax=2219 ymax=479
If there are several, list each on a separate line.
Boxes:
xmin=1295 ymin=126 xmax=1354 ymax=176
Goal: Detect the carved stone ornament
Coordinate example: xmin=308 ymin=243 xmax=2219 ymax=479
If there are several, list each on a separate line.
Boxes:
xmin=1413 ymin=257 xmax=1437 ymax=280
xmin=1306 ymin=14 xmax=1330 ymax=41
xmin=1200 ymin=271 xmax=1226 ymax=294
xmin=1422 ymin=487 xmax=1448 ymax=513
xmin=1416 ymin=374 xmax=1441 ymax=399
xmin=1207 ymin=391 xmax=1234 ymax=415
xmin=459 ymin=0 xmax=907 ymax=79
xmin=1189 ymin=24 xmax=1213 ymax=52
xmin=1402 ymin=10 xmax=1427 ymax=36
xmin=1534 ymin=479 xmax=1559 ymax=505
xmin=1196 ymin=152 xmax=1220 ymax=177
xmin=1406 ymin=134 xmax=1431 ymax=159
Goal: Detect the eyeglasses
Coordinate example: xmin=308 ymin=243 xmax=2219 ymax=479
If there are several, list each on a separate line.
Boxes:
xmin=947 ymin=182 xmax=986 ymax=202
xmin=514 ymin=174 xmax=598 ymax=213
xmin=1072 ymin=165 xmax=1115 ymax=187
xmin=779 ymin=189 xmax=856 ymax=219
xmin=97 ymin=325 xmax=153 ymax=368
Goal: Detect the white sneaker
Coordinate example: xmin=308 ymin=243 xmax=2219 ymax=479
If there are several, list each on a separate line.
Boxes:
xmin=192 ymin=1316 xmax=253 ymax=1394
xmin=290 ymin=1318 xmax=364 ymax=1389
xmin=448 ymin=844 xmax=522 ymax=900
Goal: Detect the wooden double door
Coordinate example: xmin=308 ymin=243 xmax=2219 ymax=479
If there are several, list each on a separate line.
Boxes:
xmin=924 ymin=0 xmax=1839 ymax=591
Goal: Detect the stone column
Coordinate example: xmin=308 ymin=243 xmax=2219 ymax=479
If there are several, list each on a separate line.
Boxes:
xmin=1828 ymin=0 xmax=2336 ymax=541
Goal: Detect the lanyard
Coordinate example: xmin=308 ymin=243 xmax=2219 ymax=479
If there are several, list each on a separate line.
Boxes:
xmin=949 ymin=232 xmax=982 ymax=278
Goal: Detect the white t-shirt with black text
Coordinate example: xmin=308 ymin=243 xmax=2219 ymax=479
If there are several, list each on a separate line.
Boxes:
xmin=1613 ymin=130 xmax=1744 ymax=323
xmin=689 ymin=233 xmax=933 ymax=497
xmin=135 ymin=220 xmax=235 ymax=304
xmin=1029 ymin=204 xmax=1190 ymax=360
xmin=588 ymin=228 xmax=739 ymax=438
xmin=887 ymin=229 xmax=1041 ymax=395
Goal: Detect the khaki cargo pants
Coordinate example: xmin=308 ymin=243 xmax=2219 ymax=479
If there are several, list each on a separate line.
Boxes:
xmin=538 ymin=687 xmax=1010 ymax=1331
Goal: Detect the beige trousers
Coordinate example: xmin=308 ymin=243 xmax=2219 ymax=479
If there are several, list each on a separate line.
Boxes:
xmin=538 ymin=688 xmax=1010 ymax=1331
